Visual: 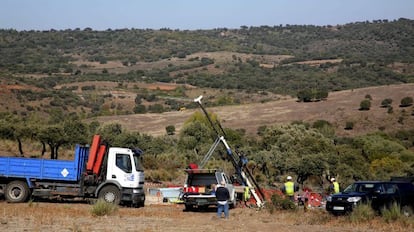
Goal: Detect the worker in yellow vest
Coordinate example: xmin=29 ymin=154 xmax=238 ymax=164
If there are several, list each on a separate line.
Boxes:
xmin=243 ymin=186 xmax=251 ymax=207
xmin=282 ymin=176 xmax=299 ymax=201
xmin=329 ymin=177 xmax=340 ymax=194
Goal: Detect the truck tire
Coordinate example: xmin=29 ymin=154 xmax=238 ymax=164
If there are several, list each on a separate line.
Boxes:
xmin=98 ymin=185 xmax=121 ymax=205
xmin=5 ymin=180 xmax=30 ymax=203
xmin=184 ymin=203 xmax=193 ymax=211
xmin=230 ymin=194 xmax=237 ymax=209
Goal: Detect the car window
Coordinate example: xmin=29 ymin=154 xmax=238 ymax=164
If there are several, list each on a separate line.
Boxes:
xmin=343 ymin=183 xmax=357 ymax=193
xmin=357 ymin=183 xmax=375 ymax=193
xmin=116 ymin=153 xmax=132 ymax=173
xmin=384 ymin=183 xmax=396 ymax=194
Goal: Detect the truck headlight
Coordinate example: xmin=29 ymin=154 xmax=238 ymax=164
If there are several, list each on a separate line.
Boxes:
xmin=133 ymin=189 xmax=143 ymax=194
xmin=347 ymin=197 xmax=361 ymax=203
xmin=326 ymin=196 xmax=332 ymax=202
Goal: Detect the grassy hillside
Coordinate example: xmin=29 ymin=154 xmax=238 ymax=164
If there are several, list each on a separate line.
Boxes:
xmin=0 ymin=18 xmax=413 ymax=128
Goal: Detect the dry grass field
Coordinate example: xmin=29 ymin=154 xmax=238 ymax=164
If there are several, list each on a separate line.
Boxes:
xmin=0 ymin=200 xmax=412 ymax=232
xmin=93 ymin=83 xmax=414 ymax=138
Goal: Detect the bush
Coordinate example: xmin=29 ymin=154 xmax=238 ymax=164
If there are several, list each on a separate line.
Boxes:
xmin=90 ymin=199 xmax=118 ymax=216
xmin=381 ymin=202 xmax=402 ymax=223
xmin=268 ymin=193 xmax=297 ymax=213
xmin=345 ymin=121 xmax=354 ymax=130
xmin=347 ymin=203 xmax=376 ymax=223
xmin=166 ymin=125 xmax=175 ymax=135
xmin=359 ymin=99 xmax=371 ymax=110
xmin=381 ymin=98 xmax=393 ymax=108
xmin=400 ymin=97 xmax=413 ymax=107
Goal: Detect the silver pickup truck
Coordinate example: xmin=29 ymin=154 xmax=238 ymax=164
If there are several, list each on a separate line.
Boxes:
xmin=180 ymin=169 xmax=237 ymax=211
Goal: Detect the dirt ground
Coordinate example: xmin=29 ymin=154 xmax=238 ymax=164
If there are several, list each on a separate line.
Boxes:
xmin=0 ymin=198 xmax=411 ymax=232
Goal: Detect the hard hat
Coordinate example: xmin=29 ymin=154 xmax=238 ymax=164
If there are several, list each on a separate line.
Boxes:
xmin=331 ymin=177 xmax=335 ymax=182
xmin=287 ymin=176 xmax=292 ymax=180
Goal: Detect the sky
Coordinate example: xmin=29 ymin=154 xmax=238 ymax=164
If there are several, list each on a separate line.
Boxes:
xmin=1 ymin=0 xmax=413 ymax=31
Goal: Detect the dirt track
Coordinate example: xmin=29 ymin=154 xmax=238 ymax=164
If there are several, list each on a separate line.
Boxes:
xmin=0 ymin=200 xmax=410 ymax=232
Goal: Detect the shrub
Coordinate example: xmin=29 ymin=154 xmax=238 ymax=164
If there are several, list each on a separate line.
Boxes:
xmin=381 ymin=202 xmax=402 ymax=223
xmin=359 ymin=99 xmax=371 ymax=110
xmin=268 ymin=193 xmax=297 ymax=212
xmin=400 ymin=97 xmax=413 ymax=107
xmin=345 ymin=121 xmax=354 ymax=130
xmin=381 ymin=98 xmax=393 ymax=108
xmin=166 ymin=125 xmax=175 ymax=135
xmin=90 ymin=199 xmax=118 ymax=216
xmin=347 ymin=202 xmax=376 ymax=223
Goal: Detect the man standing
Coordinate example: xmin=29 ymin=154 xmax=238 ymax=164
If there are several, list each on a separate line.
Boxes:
xmin=282 ymin=176 xmax=298 ymax=201
xmin=216 ymin=180 xmax=230 ymax=219
xmin=329 ymin=177 xmax=340 ymax=194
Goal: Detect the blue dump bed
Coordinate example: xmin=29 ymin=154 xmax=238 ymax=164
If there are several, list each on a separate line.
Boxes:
xmin=0 ymin=145 xmax=89 ymax=182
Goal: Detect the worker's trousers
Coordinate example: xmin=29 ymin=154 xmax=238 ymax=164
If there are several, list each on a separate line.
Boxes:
xmin=217 ymin=202 xmax=229 ymax=219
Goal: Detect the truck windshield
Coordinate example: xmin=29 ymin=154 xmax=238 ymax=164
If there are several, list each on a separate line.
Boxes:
xmin=133 ymin=154 xmax=144 ymax=171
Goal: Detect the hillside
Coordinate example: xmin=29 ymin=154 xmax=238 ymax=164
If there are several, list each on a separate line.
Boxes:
xmin=0 ymin=19 xmax=413 ymax=138
xmin=92 ymin=83 xmax=414 ymax=137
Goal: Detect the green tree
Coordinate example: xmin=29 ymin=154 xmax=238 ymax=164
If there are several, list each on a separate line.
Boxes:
xmin=400 ymin=96 xmax=413 ymax=107
xmin=260 ymin=124 xmax=337 ymax=184
xmin=37 ymin=125 xmax=67 ymax=159
xmin=297 ymin=89 xmax=312 ymax=102
xmin=381 ymin=98 xmax=393 ymax=108
xmin=166 ymin=125 xmax=175 ymax=135
xmin=359 ymin=99 xmax=371 ymax=110
xmin=98 ymin=123 xmax=123 ymax=145
xmin=134 ymin=104 xmax=146 ymax=114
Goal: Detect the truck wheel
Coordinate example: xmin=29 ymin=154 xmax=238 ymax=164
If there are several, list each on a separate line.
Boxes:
xmin=98 ymin=185 xmax=121 ymax=205
xmin=230 ymin=193 xmax=237 ymax=209
xmin=184 ymin=204 xmax=193 ymax=211
xmin=5 ymin=180 xmax=30 ymax=203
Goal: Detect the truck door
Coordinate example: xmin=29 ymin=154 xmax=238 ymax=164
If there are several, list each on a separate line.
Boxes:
xmin=106 ymin=148 xmax=137 ymax=188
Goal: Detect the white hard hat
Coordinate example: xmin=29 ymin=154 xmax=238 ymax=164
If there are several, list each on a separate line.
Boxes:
xmin=287 ymin=176 xmax=292 ymax=180
xmin=331 ymin=177 xmax=335 ymax=182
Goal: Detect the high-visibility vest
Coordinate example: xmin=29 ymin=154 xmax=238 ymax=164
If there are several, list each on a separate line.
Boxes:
xmin=243 ymin=187 xmax=250 ymax=201
xmin=284 ymin=181 xmax=294 ymax=196
xmin=333 ymin=182 xmax=340 ymax=193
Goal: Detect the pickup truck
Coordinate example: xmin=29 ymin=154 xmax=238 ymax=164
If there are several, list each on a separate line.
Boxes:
xmin=326 ymin=180 xmax=414 ymax=216
xmin=180 ymin=169 xmax=237 ymax=211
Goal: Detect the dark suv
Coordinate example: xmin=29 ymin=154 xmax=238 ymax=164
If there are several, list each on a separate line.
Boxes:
xmin=326 ymin=181 xmax=414 ymax=216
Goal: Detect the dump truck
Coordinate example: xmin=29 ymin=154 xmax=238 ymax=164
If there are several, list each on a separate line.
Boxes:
xmin=0 ymin=135 xmax=145 ymax=207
